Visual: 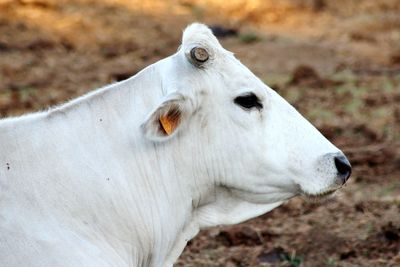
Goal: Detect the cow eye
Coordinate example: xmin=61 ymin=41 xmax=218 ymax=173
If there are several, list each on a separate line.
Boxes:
xmin=234 ymin=93 xmax=263 ymax=110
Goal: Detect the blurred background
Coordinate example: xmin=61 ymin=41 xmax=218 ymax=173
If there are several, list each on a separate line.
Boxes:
xmin=0 ymin=0 xmax=399 ymax=266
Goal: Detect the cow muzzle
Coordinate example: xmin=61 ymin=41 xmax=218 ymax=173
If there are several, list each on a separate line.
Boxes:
xmin=333 ymin=153 xmax=352 ymax=185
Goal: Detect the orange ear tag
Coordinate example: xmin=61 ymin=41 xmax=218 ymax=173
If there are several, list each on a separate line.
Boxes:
xmin=159 ymin=114 xmax=179 ymax=135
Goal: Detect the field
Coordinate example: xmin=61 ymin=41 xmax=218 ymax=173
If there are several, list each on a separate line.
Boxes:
xmin=0 ymin=0 xmax=399 ymax=266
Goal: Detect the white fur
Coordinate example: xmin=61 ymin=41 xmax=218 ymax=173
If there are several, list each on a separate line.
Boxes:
xmin=0 ymin=23 xmax=343 ymax=267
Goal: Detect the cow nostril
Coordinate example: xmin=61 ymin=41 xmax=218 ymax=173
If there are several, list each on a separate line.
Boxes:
xmin=334 ymin=155 xmax=352 ymax=183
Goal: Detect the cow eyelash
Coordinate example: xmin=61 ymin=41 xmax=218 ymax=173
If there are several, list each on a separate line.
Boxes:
xmin=234 ymin=93 xmax=263 ymax=110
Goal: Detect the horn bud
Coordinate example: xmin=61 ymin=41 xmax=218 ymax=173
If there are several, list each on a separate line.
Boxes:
xmin=190 ymin=47 xmax=209 ymax=63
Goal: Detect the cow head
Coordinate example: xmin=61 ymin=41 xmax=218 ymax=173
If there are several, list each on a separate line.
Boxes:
xmin=141 ymin=23 xmax=351 ymax=225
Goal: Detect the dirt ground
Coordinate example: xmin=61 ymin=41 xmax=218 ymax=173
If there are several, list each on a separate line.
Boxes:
xmin=0 ymin=0 xmax=399 ymax=266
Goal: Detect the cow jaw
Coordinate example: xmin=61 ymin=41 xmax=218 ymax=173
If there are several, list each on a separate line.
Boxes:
xmin=194 ymin=186 xmax=285 ymax=227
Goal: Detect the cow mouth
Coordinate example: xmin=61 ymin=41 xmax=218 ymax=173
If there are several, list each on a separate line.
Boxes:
xmin=300 ymin=188 xmax=337 ymax=201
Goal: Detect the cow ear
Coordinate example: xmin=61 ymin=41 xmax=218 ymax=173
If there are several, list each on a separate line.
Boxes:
xmin=141 ymin=93 xmax=193 ymax=141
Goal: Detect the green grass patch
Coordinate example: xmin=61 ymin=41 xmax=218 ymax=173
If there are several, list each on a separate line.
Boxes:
xmin=263 ymin=73 xmax=291 ymax=86
xmin=343 ymin=98 xmax=363 ymax=114
xmin=281 ymin=251 xmax=304 ymax=267
xmin=332 ymin=69 xmax=358 ymax=84
xmin=239 ymin=32 xmax=262 ymax=43
xmin=378 ymin=181 xmax=400 ymax=197
xmin=284 ymin=88 xmax=302 ymax=104
xmin=382 ymin=76 xmax=398 ymax=92
xmin=307 ymin=107 xmax=335 ymax=121
xmin=325 ymin=257 xmax=338 ymax=266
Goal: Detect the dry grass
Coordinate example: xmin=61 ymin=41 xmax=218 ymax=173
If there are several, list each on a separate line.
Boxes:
xmin=0 ymin=1 xmax=399 ymax=266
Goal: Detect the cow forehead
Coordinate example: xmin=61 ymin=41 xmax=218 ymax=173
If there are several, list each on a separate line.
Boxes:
xmin=157 ymin=23 xmax=268 ymax=96
xmin=179 ymin=26 xmax=244 ymax=70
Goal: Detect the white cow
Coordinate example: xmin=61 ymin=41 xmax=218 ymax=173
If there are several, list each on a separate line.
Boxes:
xmin=0 ymin=23 xmax=351 ymax=267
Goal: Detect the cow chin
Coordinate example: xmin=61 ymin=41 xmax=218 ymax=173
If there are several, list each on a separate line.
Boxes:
xmin=300 ymin=187 xmax=338 ymax=202
xmin=229 ymin=186 xmax=297 ymax=204
xmin=293 ymin=171 xmax=343 ymax=202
